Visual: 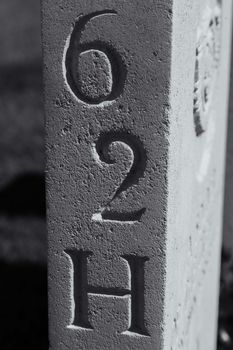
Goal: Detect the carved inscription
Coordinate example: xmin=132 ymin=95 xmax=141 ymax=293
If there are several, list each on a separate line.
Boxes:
xmin=64 ymin=9 xmax=149 ymax=338
xmin=193 ymin=3 xmax=222 ymax=136
xmin=65 ymin=11 xmax=127 ymax=105
xmin=66 ymin=250 xmax=149 ymax=336
xmin=92 ymin=131 xmax=147 ymax=222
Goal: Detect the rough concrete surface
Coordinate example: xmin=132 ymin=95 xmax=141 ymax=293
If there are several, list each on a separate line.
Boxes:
xmin=0 ymin=0 xmax=231 ymax=349
xmin=165 ymin=1 xmax=232 ymax=349
xmin=43 ymin=0 xmax=232 ymax=349
xmin=165 ymin=1 xmax=231 ymax=350
xmin=43 ymin=1 xmax=172 ymax=349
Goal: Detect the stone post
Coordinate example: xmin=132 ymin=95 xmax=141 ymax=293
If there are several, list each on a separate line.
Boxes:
xmin=42 ymin=0 xmax=232 ymax=349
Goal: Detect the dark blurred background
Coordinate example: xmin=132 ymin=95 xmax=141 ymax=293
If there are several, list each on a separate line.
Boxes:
xmin=0 ymin=0 xmax=47 ymax=348
xmin=0 ymin=0 xmax=232 ymax=349
xmin=219 ymin=23 xmax=233 ymax=349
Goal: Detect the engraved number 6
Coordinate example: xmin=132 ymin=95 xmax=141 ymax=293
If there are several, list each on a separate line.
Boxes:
xmin=64 ymin=10 xmax=126 ymax=105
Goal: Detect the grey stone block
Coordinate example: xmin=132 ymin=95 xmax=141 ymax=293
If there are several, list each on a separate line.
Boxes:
xmin=42 ymin=0 xmax=232 ymax=348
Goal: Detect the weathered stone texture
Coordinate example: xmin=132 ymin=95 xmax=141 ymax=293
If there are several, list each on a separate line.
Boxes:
xmin=43 ymin=0 xmax=232 ymax=349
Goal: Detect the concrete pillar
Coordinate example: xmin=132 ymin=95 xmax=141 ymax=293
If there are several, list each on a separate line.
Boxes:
xmin=42 ymin=0 xmax=232 ymax=349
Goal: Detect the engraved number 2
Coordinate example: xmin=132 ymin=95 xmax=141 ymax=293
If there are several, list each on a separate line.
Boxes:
xmin=92 ymin=132 xmax=146 ymax=222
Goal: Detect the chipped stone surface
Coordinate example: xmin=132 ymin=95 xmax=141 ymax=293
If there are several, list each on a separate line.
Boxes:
xmin=42 ymin=0 xmax=232 ymax=349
